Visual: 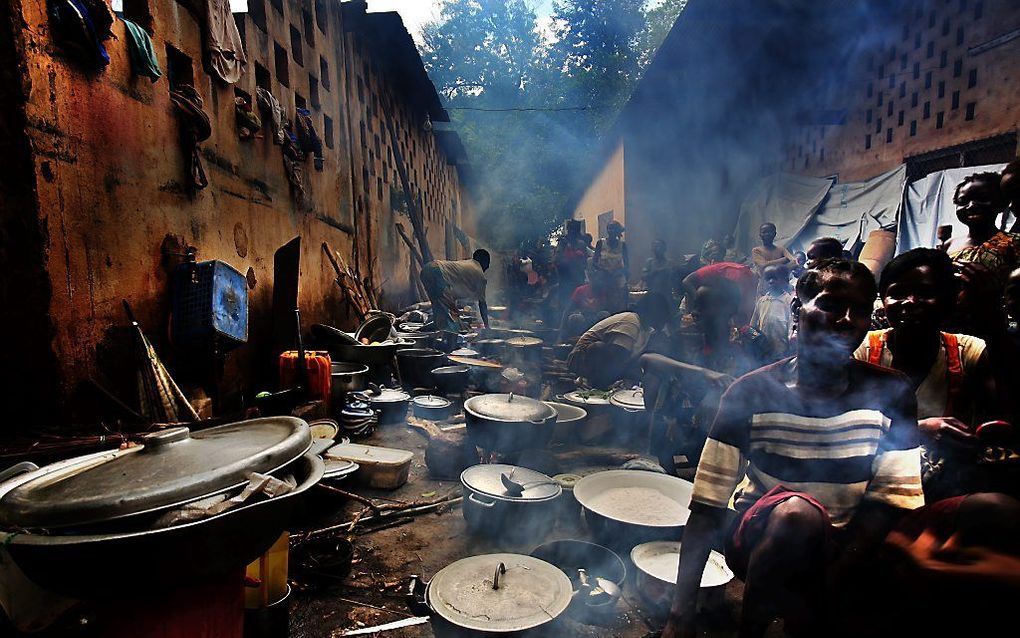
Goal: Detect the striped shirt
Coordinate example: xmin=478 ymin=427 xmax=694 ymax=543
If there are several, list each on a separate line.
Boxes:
xmin=691 ymin=358 xmax=924 ymax=526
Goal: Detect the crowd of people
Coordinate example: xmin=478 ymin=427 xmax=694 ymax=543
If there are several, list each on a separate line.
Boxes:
xmin=550 ymin=164 xmax=1020 ymax=637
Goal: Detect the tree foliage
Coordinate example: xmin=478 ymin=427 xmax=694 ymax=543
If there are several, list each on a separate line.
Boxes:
xmin=420 ymin=0 xmax=687 ymax=249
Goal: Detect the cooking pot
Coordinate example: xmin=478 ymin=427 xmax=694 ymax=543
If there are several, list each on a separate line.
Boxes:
xmin=396 ymin=348 xmax=447 ymax=389
xmin=544 ymin=401 xmax=588 ymax=443
xmin=320 ymin=337 xmax=412 ymax=367
xmin=407 ymin=553 xmax=572 ymax=637
xmin=530 ymin=539 xmax=626 ymax=619
xmin=505 ymin=336 xmax=543 ymax=366
xmin=471 ymin=338 xmax=506 ymax=358
xmin=359 ymin=387 xmax=410 ymax=425
xmin=463 ymin=393 xmax=556 ymax=453
xmin=354 ymin=313 xmax=394 ymax=344
xmin=460 ymin=464 xmax=560 ymax=541
xmin=630 ymin=540 xmax=733 ymax=617
xmin=330 ymin=362 xmax=368 ymax=405
xmin=0 ymin=448 xmax=322 ymax=597
xmin=431 ymin=365 xmax=469 ymax=395
xmin=412 ymin=395 xmax=455 ymax=421
xmin=559 ymin=390 xmax=614 ymax=443
xmin=573 ymin=470 xmax=693 ymax=550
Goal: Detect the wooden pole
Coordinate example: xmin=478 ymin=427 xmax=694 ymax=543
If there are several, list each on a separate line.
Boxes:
xmin=382 ymin=111 xmax=433 ymax=265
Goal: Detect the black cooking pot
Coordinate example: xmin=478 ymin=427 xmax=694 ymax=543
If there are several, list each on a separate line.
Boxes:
xmin=431 ymin=365 xmax=469 ymax=395
xmin=396 ymin=348 xmax=447 ymax=389
xmin=463 ymin=393 xmax=557 ymax=453
xmin=471 ymin=339 xmax=506 ymax=358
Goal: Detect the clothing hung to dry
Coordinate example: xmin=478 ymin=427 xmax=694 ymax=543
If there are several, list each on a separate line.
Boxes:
xmin=121 ymin=18 xmax=162 ymax=82
xmin=204 ymin=0 xmax=247 ymax=83
xmin=169 ymin=85 xmax=212 ymax=191
xmin=256 ymin=88 xmax=285 ymax=145
xmin=48 ymin=0 xmax=114 ymax=69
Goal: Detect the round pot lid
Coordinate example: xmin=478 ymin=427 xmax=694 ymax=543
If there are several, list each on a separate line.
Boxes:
xmin=460 ymin=464 xmax=561 ymax=502
xmin=427 ymin=553 xmax=572 ymax=633
xmin=562 ymin=390 xmax=612 ymax=405
xmin=465 ymin=393 xmax=555 ymax=424
xmin=630 ymin=541 xmax=733 ymax=589
xmin=506 ymin=336 xmax=543 ymax=347
xmin=0 ymin=418 xmax=310 ymax=530
xmin=432 ymin=365 xmax=469 ymax=375
xmin=368 ymin=388 xmax=410 ymax=403
xmin=396 ymin=348 xmax=443 ymax=358
xmin=609 ymin=388 xmax=646 ymax=411
xmin=450 ymin=348 xmax=479 ymax=357
xmin=307 ymin=419 xmax=340 ymax=440
xmin=323 ymin=458 xmax=360 ymax=480
xmin=412 ymin=395 xmax=452 ymax=409
xmin=473 ymin=339 xmax=505 ymax=346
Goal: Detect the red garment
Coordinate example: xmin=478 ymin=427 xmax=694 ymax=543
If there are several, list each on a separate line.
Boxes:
xmin=892 ymin=494 xmax=968 ymax=543
xmin=690 ymin=262 xmax=759 ymax=299
xmin=726 ymin=485 xmax=832 ymax=578
xmin=570 ymin=284 xmax=607 ymax=311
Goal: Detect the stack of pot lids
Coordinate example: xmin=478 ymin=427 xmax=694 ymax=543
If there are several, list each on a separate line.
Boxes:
xmin=609 ymin=387 xmax=646 ymax=411
xmin=322 ymin=458 xmax=360 ymax=480
xmin=460 ymin=464 xmax=560 ymax=501
xmin=427 ymin=553 xmax=573 ymax=633
xmin=0 ymin=418 xmax=310 ymax=530
xmin=464 ymin=393 xmax=555 ymax=423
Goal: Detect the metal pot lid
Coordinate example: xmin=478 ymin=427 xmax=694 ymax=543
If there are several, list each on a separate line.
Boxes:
xmin=427 ymin=553 xmax=572 ymax=633
xmin=322 ymin=458 xmax=360 ymax=479
xmin=464 ymin=393 xmax=555 ymax=423
xmin=307 ymin=419 xmax=340 ymax=440
xmin=0 ymin=418 xmax=310 ymax=530
xmin=367 ymin=388 xmax=410 ymax=403
xmin=562 ymin=390 xmax=612 ymax=405
xmin=472 ymin=338 xmax=505 ymax=346
xmin=506 ymin=336 xmax=542 ymax=347
xmin=396 ymin=348 xmax=443 ymax=357
xmin=412 ymin=395 xmax=452 ymax=408
xmin=610 ymin=388 xmax=646 ymax=411
xmin=432 ymin=365 xmax=469 ymax=375
xmin=450 ymin=348 xmax=479 ymax=357
xmin=460 ymin=464 xmax=561 ymax=501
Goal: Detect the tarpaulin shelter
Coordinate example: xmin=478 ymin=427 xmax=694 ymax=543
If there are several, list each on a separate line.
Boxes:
xmin=735 ymin=166 xmax=906 ymax=256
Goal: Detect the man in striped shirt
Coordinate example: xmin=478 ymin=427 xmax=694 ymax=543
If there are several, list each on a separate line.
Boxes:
xmin=661 ymin=260 xmax=925 ymax=638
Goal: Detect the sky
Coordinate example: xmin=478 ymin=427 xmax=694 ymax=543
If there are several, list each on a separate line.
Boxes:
xmin=367 ymin=0 xmax=556 ymax=43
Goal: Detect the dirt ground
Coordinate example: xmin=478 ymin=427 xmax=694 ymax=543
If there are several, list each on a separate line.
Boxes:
xmin=288 ymin=422 xmax=761 ymax=638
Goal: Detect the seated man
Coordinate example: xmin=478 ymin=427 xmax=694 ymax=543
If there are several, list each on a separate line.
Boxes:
xmin=854 ymin=248 xmax=1005 ymax=499
xmin=642 ymin=278 xmax=767 ymax=478
xmin=566 ymin=293 xmax=669 ymax=389
xmin=661 ymin=260 xmax=924 ymax=638
xmin=420 ymin=249 xmax=490 ymax=332
xmin=559 ymin=278 xmax=610 ymax=341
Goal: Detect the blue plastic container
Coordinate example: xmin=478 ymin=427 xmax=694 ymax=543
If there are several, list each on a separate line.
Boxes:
xmin=172 ymin=260 xmax=248 ymax=348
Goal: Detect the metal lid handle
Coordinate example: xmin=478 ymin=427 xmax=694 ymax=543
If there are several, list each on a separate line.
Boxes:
xmin=492 ymin=562 xmax=506 ymax=590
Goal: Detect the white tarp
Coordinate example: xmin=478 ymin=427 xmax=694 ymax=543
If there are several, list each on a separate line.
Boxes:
xmin=736 ymin=165 xmax=905 ymax=255
xmin=786 ymin=164 xmax=906 ymax=253
xmin=734 ymin=173 xmax=833 ymax=255
xmin=897 ymin=163 xmax=1008 ymax=254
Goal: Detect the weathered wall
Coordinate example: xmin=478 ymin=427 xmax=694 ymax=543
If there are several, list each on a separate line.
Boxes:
xmin=3 ymin=0 xmax=470 ymax=425
xmin=573 ymin=141 xmax=626 ymax=244
xmin=786 ymin=0 xmax=1020 ymax=181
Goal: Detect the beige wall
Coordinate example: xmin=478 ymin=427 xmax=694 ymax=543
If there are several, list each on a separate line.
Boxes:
xmin=573 ymin=141 xmax=626 ymax=240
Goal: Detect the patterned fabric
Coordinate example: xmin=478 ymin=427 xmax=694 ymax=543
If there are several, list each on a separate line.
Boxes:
xmin=949 ymin=231 xmax=1020 ymax=285
xmin=691 ymin=358 xmax=924 ymax=526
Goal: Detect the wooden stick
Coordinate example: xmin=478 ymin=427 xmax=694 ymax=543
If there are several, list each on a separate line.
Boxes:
xmin=305 ymin=495 xmax=462 ymax=538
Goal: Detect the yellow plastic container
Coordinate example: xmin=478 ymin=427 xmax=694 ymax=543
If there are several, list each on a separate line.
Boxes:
xmin=244 ymin=532 xmax=289 ymax=609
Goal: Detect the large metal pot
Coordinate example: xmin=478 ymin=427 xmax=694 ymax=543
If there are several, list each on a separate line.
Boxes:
xmin=530 ymin=539 xmax=626 ymax=619
xmin=460 ymin=464 xmax=560 ymax=540
xmin=463 ymin=393 xmax=556 ymax=453
xmin=330 ymin=362 xmax=368 ymax=405
xmin=505 ymin=336 xmax=543 ymax=366
xmin=431 ymin=365 xmax=469 ymax=395
xmin=407 ymin=553 xmax=572 ymax=637
xmin=396 ymin=348 xmax=447 ymax=389
xmin=559 ymin=390 xmax=614 ymax=443
xmin=361 ymin=387 xmax=410 ymax=425
xmin=630 ymin=540 xmax=733 ymax=618
xmin=544 ymin=401 xmax=588 ymax=443
xmin=0 ymin=431 xmax=322 ymax=598
xmin=411 ymin=395 xmax=455 ymax=421
xmin=573 ymin=470 xmax=693 ymax=550
xmin=471 ymin=338 xmax=506 ymax=358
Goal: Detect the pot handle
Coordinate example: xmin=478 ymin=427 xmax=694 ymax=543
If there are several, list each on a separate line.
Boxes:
xmin=0 ymin=461 xmax=39 ymax=484
xmin=405 ymin=575 xmax=432 ymax=617
xmin=468 ymin=493 xmax=496 ymax=508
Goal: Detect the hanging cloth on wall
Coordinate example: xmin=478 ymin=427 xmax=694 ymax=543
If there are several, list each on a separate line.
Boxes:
xmin=47 ymin=0 xmax=114 ymax=70
xmin=235 ymin=95 xmax=262 ymax=140
xmin=204 ymin=0 xmax=247 ymax=84
xmin=120 ymin=18 xmax=162 ymax=82
xmin=256 ymin=88 xmax=285 ymax=145
xmin=282 ymin=123 xmax=310 ymax=209
xmin=170 ymin=85 xmax=212 ymax=191
xmin=294 ymin=108 xmax=324 ymax=169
